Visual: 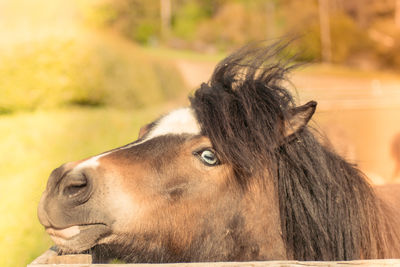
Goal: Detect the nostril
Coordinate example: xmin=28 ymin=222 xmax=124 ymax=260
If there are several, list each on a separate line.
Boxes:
xmin=62 ymin=173 xmax=88 ymax=198
xmin=64 ymin=182 xmax=87 ymax=198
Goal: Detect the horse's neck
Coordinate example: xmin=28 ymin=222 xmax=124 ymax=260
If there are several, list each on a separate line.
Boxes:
xmin=374 ymin=183 xmax=400 ymax=257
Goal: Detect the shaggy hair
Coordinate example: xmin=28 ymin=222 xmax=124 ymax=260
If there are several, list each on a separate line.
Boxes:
xmin=190 ymin=42 xmax=400 ymax=260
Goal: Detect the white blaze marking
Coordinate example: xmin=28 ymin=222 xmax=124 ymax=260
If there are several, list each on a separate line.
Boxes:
xmin=131 ymin=107 xmax=201 ymax=146
xmin=74 ymin=154 xmax=103 ymax=170
xmin=73 ymin=107 xmax=201 ymax=170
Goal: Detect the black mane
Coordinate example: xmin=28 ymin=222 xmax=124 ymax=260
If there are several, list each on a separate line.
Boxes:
xmin=190 ymin=43 xmax=399 ymax=260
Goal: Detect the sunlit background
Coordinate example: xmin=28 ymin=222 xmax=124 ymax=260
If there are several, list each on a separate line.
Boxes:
xmin=1 ymin=0 xmax=400 ymax=266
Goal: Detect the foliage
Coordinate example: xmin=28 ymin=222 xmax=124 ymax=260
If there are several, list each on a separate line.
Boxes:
xmin=77 ymin=0 xmax=400 ymax=69
xmin=0 ymin=33 xmax=186 ymax=113
xmin=286 ymin=10 xmax=373 ymax=64
xmin=370 ymin=20 xmax=400 ymax=70
xmin=329 ymin=13 xmax=373 ymax=63
xmin=172 ymin=1 xmax=211 ymax=41
xmin=80 ymin=0 xmax=161 ymax=44
xmin=197 ymin=2 xmax=268 ymax=51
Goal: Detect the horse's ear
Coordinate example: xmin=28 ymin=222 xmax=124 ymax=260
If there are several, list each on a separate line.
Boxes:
xmin=138 ymin=123 xmax=152 ymax=139
xmin=282 ymin=101 xmax=317 ymax=139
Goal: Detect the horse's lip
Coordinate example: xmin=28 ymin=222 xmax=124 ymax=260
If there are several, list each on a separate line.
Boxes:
xmin=46 ymin=224 xmax=111 ymax=253
xmin=45 ymin=224 xmax=106 ymax=240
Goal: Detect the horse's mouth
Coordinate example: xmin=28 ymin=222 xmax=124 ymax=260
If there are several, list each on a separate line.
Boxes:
xmin=46 ymin=224 xmax=111 ymax=253
xmin=46 ymin=225 xmax=81 ymax=239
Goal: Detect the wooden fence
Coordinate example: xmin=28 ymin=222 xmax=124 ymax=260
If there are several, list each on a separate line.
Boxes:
xmin=28 ymin=248 xmax=400 ymax=267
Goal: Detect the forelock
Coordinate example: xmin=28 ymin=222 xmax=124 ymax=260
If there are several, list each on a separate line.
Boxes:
xmin=190 ymin=42 xmax=297 ymax=184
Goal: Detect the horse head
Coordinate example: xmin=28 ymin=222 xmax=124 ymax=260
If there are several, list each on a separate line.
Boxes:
xmin=38 ymin=43 xmax=400 ymax=263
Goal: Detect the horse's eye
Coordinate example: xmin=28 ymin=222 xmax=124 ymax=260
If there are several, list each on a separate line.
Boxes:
xmin=199 ymin=149 xmax=219 ymax=166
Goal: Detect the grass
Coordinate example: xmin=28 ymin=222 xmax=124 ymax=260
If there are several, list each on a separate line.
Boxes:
xmin=0 ymin=106 xmax=173 ymax=267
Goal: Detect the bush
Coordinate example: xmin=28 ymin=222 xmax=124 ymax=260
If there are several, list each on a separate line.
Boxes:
xmin=329 ymin=13 xmax=373 ymax=63
xmin=0 ymin=34 xmax=186 ymax=113
xmin=284 ymin=10 xmax=374 ymax=65
xmin=172 ymin=1 xmax=211 ymax=41
xmin=196 ymin=2 xmax=268 ymax=51
xmin=79 ymin=0 xmax=161 ymax=45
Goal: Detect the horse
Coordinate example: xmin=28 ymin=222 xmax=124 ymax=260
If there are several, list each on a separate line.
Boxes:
xmin=37 ymin=43 xmax=400 ymax=263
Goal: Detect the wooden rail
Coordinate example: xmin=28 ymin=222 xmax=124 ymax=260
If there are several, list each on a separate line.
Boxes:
xmin=28 ymin=249 xmax=400 ymax=267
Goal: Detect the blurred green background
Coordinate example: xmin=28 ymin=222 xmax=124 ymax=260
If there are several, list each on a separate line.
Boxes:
xmin=1 ymin=0 xmax=400 ymax=266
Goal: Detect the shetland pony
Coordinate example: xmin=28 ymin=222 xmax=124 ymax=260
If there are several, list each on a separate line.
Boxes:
xmin=38 ymin=43 xmax=400 ymax=263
